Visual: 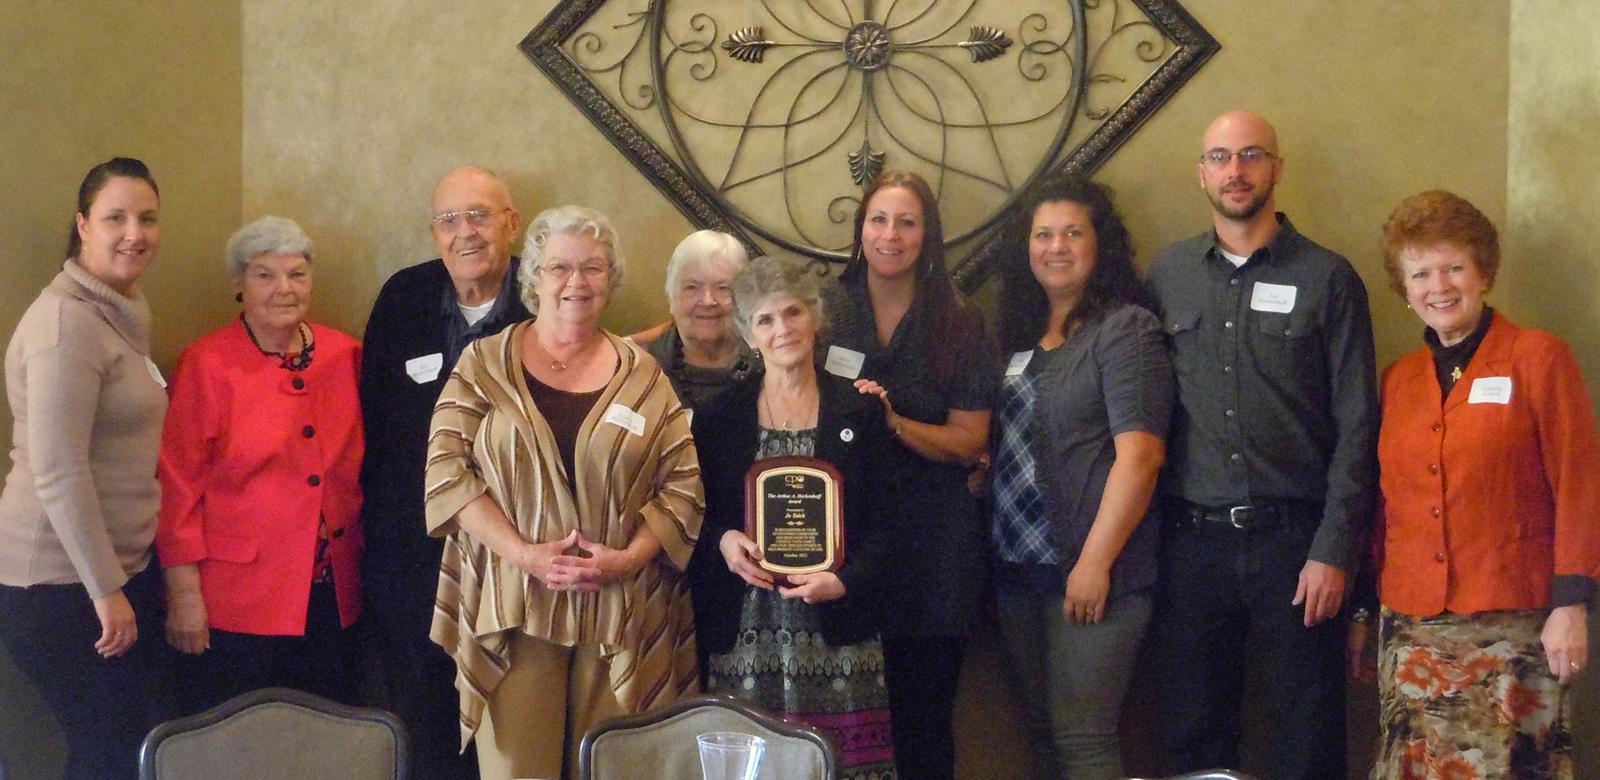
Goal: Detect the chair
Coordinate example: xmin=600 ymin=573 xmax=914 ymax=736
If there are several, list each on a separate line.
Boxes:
xmin=139 ymin=687 xmax=408 ymax=780
xmin=579 ymin=694 xmax=840 ymax=780
xmin=1132 ymin=771 xmax=1260 ymax=780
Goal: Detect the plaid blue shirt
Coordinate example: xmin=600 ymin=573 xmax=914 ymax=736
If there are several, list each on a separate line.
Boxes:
xmin=990 ymin=349 xmax=1057 ymax=565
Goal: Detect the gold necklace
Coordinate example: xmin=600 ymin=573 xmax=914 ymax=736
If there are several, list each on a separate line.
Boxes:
xmin=541 ymin=333 xmax=599 ymax=372
xmin=761 ymin=387 xmax=814 ymax=430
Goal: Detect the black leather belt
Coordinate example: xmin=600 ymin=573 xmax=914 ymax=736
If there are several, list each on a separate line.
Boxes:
xmin=1172 ymin=500 xmax=1300 ymax=532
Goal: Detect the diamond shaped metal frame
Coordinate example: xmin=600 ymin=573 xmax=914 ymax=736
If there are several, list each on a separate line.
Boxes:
xmin=520 ymin=0 xmax=1218 ymax=291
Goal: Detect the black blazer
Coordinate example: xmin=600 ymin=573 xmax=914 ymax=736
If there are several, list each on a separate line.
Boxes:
xmin=689 ymin=371 xmax=901 ymax=655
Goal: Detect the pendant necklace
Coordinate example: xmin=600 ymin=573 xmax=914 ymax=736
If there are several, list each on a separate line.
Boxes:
xmin=762 ymin=392 xmax=789 ymax=430
xmin=762 ymin=387 xmax=814 ymax=430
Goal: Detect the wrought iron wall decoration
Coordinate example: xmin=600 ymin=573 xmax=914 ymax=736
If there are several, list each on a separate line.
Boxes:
xmin=522 ymin=0 xmax=1217 ymax=289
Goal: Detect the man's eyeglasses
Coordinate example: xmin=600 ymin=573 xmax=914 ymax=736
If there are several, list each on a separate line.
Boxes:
xmin=1199 ymin=147 xmax=1277 ymax=168
xmin=431 ymin=208 xmax=509 ymax=229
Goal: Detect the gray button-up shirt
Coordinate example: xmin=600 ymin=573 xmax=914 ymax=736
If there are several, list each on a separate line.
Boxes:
xmin=1145 ymin=214 xmax=1378 ymax=571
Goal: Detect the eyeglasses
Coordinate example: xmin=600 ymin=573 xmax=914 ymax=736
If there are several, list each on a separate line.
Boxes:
xmin=540 ymin=262 xmax=610 ymax=280
xmin=431 ymin=208 xmax=509 ymax=229
xmin=1199 ymin=147 xmax=1277 ymax=168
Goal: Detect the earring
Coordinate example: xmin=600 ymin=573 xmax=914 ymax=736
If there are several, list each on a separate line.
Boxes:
xmin=235 ymin=292 xmax=243 ymax=303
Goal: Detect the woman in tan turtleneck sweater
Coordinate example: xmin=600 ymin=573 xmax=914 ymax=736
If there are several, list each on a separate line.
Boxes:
xmin=0 ymin=157 xmax=169 ymax=780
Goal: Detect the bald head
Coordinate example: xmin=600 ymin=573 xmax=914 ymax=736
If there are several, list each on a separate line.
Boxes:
xmin=432 ymin=166 xmax=515 ymax=214
xmin=1202 ymin=110 xmax=1279 ymax=156
xmin=430 ymin=165 xmax=522 ymax=302
xmin=1197 ymin=110 xmax=1283 ymax=225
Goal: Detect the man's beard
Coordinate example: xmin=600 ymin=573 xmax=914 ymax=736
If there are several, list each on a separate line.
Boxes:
xmin=1209 ymin=180 xmax=1274 ymax=221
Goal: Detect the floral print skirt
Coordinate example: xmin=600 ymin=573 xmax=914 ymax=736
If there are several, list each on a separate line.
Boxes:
xmin=1375 ymin=607 xmax=1572 ymax=779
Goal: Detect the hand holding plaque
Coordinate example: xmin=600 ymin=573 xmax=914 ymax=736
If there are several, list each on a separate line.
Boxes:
xmin=744 ymin=456 xmax=844 ymax=583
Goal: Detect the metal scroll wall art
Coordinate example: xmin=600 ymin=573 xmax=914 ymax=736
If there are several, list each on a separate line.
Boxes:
xmin=522 ymin=0 xmax=1217 ymax=289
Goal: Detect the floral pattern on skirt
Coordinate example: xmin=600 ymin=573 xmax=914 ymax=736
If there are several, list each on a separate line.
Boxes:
xmin=1374 ymin=607 xmax=1572 ymax=779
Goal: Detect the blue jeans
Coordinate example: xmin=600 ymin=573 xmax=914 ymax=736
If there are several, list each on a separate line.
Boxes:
xmin=995 ymin=580 xmax=1151 ymax=780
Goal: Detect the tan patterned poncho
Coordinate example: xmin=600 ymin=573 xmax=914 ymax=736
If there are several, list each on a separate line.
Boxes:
xmin=425 ymin=324 xmax=702 ymax=747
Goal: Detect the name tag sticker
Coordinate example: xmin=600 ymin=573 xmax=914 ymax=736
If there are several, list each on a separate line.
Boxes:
xmin=1467 ymin=376 xmax=1512 ymax=405
xmin=603 ymin=403 xmax=647 ymax=437
xmin=1005 ymin=350 xmax=1033 ymax=377
xmin=824 ymin=345 xmax=866 ymax=379
xmin=1249 ymin=282 xmax=1298 ymax=313
xmin=145 ymin=357 xmax=167 ymax=388
xmin=405 ymin=352 xmax=444 ymax=384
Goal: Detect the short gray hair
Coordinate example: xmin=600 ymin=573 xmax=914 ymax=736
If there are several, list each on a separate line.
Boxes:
xmin=664 ymin=230 xmax=748 ymax=298
xmin=225 ymin=216 xmax=313 ymax=279
xmin=731 ymin=256 xmax=826 ymax=339
xmin=519 ymin=205 xmax=625 ymax=313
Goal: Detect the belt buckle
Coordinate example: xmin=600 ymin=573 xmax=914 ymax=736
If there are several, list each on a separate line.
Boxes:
xmin=1227 ymin=505 xmax=1252 ymax=529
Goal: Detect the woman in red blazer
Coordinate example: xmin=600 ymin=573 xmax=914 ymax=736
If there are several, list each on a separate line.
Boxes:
xmin=1363 ymin=191 xmax=1600 ymax=778
xmin=156 ymin=216 xmax=364 ymax=713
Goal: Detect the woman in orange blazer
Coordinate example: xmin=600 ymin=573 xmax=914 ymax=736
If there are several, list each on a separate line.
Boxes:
xmin=1363 ymin=191 xmax=1600 ymax=778
xmin=156 ymin=216 xmax=364 ymax=714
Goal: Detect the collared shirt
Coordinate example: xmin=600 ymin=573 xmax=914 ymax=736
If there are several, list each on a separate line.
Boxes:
xmin=1146 ymin=213 xmax=1378 ymax=571
xmin=359 ymin=258 xmax=530 ymax=551
xmin=440 ymin=261 xmax=523 ymax=372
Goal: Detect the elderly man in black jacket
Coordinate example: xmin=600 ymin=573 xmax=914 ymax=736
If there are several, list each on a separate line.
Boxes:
xmin=360 ymin=166 xmax=530 ymax=779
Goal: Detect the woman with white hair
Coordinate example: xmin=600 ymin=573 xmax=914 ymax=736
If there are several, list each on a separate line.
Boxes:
xmin=630 ymin=229 xmax=758 ymax=408
xmin=427 ymin=205 xmax=703 ymax=780
xmin=156 ymin=215 xmax=365 ymax=714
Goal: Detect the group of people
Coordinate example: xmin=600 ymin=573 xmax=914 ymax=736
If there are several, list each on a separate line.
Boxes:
xmin=0 ymin=106 xmax=1593 ymax=780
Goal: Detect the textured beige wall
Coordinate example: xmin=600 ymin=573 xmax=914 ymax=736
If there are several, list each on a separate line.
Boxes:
xmin=1509 ymin=4 xmax=1600 ymax=779
xmin=239 ymin=0 xmax=700 ymax=339
xmin=0 ymin=3 xmax=242 ymax=777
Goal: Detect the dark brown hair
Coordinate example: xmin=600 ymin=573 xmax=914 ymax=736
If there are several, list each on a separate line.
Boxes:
xmin=842 ymin=170 xmax=977 ymax=389
xmin=998 ymin=176 xmax=1145 ymax=352
xmin=66 ymin=157 xmax=160 ymax=260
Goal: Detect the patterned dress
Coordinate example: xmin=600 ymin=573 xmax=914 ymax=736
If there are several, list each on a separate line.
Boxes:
xmin=1375 ymin=608 xmax=1573 ymax=779
xmin=706 ymin=427 xmax=897 ymax=780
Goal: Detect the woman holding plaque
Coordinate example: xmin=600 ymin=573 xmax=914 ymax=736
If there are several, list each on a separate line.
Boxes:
xmin=692 ymin=256 xmax=899 ymax=779
xmin=426 ymin=205 xmax=703 ymax=780
xmin=825 ymin=170 xmax=996 ymax=779
xmin=990 ymin=177 xmax=1172 ymax=780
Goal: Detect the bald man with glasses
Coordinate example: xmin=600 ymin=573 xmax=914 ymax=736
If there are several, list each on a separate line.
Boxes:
xmin=359 ymin=166 xmax=531 ymax=779
xmin=1144 ymin=111 xmax=1379 ymax=779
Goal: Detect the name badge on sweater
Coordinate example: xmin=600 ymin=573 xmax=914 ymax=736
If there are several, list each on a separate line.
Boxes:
xmin=1467 ymin=376 xmax=1512 ymax=405
xmin=1249 ymin=282 xmax=1297 ymax=313
xmin=145 ymin=357 xmax=167 ymax=388
xmin=824 ymin=345 xmax=865 ymax=379
xmin=603 ymin=403 xmax=646 ymax=437
xmin=405 ymin=353 xmax=444 ymax=384
xmin=1005 ymin=351 xmax=1033 ymax=377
